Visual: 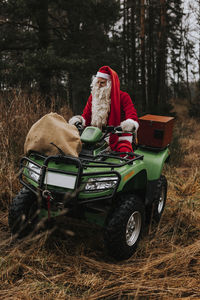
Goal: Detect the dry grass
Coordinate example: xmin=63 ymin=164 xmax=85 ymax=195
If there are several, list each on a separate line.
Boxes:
xmin=0 ymin=91 xmax=72 ymax=209
xmin=1 ymin=93 xmax=200 ymax=299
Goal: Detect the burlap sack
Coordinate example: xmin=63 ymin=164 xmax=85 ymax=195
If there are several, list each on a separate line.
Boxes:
xmin=24 ymin=112 xmax=82 ymax=157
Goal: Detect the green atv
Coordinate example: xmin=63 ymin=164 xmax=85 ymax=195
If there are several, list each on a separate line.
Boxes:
xmin=8 ymin=123 xmax=169 ymax=260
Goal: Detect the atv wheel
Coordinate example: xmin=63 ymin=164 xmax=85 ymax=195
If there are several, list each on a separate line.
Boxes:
xmin=146 ymin=175 xmax=167 ymax=223
xmin=104 ymin=195 xmax=145 ymax=260
xmin=8 ymin=187 xmax=38 ymax=238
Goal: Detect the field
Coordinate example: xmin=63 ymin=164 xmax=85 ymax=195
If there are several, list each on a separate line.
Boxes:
xmin=1 ymin=93 xmax=200 ymax=299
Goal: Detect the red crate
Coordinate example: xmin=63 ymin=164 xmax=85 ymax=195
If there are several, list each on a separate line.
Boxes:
xmin=137 ymin=114 xmax=175 ymax=148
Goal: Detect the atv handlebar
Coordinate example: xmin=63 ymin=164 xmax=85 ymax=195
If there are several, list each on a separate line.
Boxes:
xmin=74 ymin=123 xmax=134 ymax=136
xmin=74 ymin=121 xmax=84 ymax=133
xmin=102 ymin=125 xmax=135 ymax=134
xmin=102 ymin=125 xmax=122 ymax=133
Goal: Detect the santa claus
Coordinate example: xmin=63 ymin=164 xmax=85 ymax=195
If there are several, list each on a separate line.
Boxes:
xmin=69 ymin=66 xmax=139 ymax=154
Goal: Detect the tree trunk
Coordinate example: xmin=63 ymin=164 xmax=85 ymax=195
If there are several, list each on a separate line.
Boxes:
xmin=146 ymin=0 xmax=155 ymax=109
xmin=155 ymin=0 xmax=166 ymax=106
xmin=140 ymin=0 xmax=146 ymax=110
xmin=36 ymin=0 xmax=51 ymax=103
xmin=130 ymin=1 xmax=136 ymax=92
xmin=122 ymin=0 xmax=128 ymax=86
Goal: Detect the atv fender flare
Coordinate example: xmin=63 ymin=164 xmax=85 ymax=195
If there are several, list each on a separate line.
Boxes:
xmin=117 ymin=161 xmax=147 ymax=192
xmin=119 ymin=169 xmax=148 ymax=193
xmin=135 ymin=147 xmax=170 ymax=181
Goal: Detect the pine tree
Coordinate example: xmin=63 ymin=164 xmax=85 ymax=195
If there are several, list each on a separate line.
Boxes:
xmin=0 ymin=0 xmax=120 ymax=111
xmin=120 ymin=0 xmax=185 ymax=114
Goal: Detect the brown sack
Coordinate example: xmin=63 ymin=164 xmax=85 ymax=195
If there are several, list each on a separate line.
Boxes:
xmin=24 ymin=112 xmax=82 ymax=157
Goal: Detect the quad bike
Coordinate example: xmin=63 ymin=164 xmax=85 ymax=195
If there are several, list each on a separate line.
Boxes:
xmin=8 ymin=123 xmax=170 ymax=260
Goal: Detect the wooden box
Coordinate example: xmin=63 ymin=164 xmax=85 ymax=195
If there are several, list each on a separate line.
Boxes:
xmin=137 ymin=114 xmax=175 ymax=148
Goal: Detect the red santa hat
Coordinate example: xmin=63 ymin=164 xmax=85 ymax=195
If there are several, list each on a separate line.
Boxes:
xmin=96 ymin=66 xmax=121 ymax=127
xmin=96 ymin=68 xmax=111 ymax=80
xmin=96 ymin=66 xmax=121 ymax=149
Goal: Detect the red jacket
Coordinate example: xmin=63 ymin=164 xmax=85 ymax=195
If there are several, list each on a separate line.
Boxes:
xmin=82 ymin=91 xmax=138 ymax=126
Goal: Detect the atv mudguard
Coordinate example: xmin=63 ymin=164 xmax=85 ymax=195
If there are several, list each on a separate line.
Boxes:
xmin=117 ymin=147 xmax=169 ymax=206
xmin=117 ymin=160 xmax=147 ymax=192
xmin=117 ymin=146 xmax=169 ymax=192
xmin=135 ymin=147 xmax=170 ymax=180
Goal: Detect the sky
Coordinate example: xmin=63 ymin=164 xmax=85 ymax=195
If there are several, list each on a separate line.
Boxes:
xmin=183 ymin=0 xmax=200 ymax=81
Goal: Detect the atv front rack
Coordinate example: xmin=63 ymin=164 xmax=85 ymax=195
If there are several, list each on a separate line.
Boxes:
xmin=19 ymin=151 xmax=144 ymax=204
xmin=79 ymin=150 xmax=143 ymax=168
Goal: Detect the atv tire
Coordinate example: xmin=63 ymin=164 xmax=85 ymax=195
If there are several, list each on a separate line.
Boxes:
xmin=104 ymin=194 xmax=145 ymax=260
xmin=8 ymin=187 xmax=38 ymax=238
xmin=146 ymin=175 xmax=167 ymax=223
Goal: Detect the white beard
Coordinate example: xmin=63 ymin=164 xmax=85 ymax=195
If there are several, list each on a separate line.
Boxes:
xmin=91 ymin=78 xmax=111 ymax=129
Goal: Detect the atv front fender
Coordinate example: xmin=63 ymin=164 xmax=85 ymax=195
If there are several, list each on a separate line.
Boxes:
xmin=135 ymin=147 xmax=170 ymax=181
xmin=117 ymin=160 xmax=147 ymax=192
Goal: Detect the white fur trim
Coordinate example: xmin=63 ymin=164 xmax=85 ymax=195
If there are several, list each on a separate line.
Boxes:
xmin=96 ymin=72 xmax=111 ymax=80
xmin=105 ymin=134 xmax=133 ymax=143
xmin=118 ymin=136 xmax=133 ymax=143
xmin=120 ymin=119 xmax=139 ymax=132
xmin=68 ymin=115 xmax=85 ymax=126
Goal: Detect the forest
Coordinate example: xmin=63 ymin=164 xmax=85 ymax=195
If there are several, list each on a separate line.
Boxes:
xmin=1 ymin=0 xmax=199 ymax=114
xmin=1 ymin=0 xmax=200 ymax=299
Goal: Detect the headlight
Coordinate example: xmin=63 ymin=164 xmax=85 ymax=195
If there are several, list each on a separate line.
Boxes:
xmin=84 ymin=176 xmax=118 ymax=191
xmin=27 ymin=163 xmax=41 ymax=182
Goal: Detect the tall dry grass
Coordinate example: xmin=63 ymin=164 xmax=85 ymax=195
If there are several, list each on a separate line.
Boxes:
xmin=0 ymin=91 xmax=72 ymax=209
xmin=1 ymin=93 xmax=200 ymax=299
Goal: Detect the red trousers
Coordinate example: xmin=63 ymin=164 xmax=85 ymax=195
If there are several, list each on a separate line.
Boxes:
xmin=110 ymin=140 xmax=134 ymax=158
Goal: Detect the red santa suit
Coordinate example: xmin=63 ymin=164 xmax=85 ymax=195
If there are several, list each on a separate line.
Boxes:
xmin=69 ymin=66 xmax=139 ymax=154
